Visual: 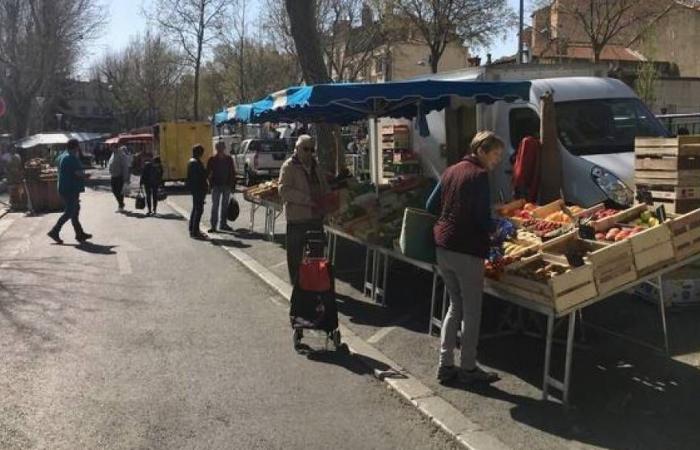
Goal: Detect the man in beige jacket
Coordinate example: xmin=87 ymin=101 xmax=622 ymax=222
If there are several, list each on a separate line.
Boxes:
xmin=278 ymin=135 xmax=328 ymax=284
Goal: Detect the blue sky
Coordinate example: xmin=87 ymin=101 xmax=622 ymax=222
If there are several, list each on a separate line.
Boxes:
xmin=87 ymin=0 xmax=526 ymax=70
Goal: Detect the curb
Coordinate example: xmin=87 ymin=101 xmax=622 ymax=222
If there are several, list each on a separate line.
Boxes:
xmin=166 ymin=199 xmax=511 ymax=450
xmin=0 ymin=207 xmax=8 ymax=220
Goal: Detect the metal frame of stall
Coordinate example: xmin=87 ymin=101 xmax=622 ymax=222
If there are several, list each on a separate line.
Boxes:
xmin=246 ymin=196 xmax=282 ymax=241
xmin=328 ymin=219 xmax=700 ymax=406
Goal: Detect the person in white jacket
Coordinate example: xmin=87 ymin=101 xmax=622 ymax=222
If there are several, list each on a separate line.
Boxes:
xmin=108 ymin=145 xmax=131 ymax=211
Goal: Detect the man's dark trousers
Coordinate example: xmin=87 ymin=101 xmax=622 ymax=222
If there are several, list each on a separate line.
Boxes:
xmin=189 ymin=192 xmax=205 ymax=235
xmin=51 ymin=193 xmax=85 ymax=236
xmin=286 ymin=220 xmax=323 ymax=285
xmin=111 ymin=176 xmax=124 ymax=208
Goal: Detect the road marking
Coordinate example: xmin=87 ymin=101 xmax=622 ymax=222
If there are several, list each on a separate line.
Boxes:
xmin=117 ymin=252 xmax=132 ymax=275
xmin=367 ymin=314 xmax=413 ymax=344
xmin=269 ymin=260 xmax=287 ymax=270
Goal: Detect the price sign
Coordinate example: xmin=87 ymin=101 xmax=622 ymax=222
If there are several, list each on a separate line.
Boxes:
xmin=578 ymin=223 xmax=596 ymax=240
xmin=656 ymin=205 xmax=667 ymax=222
xmin=637 ymin=187 xmax=653 ymax=205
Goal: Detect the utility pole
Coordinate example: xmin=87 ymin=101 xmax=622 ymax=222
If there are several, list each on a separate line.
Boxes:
xmin=518 ymin=0 xmax=525 ymax=63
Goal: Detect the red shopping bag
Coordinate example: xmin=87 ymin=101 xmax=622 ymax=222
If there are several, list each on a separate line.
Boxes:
xmin=298 ymin=258 xmax=332 ymax=292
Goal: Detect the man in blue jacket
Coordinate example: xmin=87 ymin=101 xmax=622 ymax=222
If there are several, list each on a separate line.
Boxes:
xmin=48 ymin=139 xmax=92 ymax=244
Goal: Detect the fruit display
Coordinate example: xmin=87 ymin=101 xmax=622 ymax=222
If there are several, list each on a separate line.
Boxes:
xmin=245 ymin=181 xmax=281 ymax=204
xmin=594 ymin=210 xmax=661 ymax=242
xmin=586 ymin=207 xmax=619 ymax=221
xmin=499 ymin=201 xmax=538 ymax=220
xmin=511 ymin=259 xmax=570 ymax=281
xmin=503 ymin=240 xmax=536 ymax=257
xmin=520 ymin=219 xmax=569 ymax=239
xmin=543 ymin=210 xmax=573 ymax=223
xmin=516 ymin=229 xmax=541 ymax=245
xmin=485 ymin=255 xmax=517 ymax=279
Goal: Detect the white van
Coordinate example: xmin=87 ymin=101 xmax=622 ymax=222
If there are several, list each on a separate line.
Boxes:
xmin=414 ymin=76 xmax=669 ymax=207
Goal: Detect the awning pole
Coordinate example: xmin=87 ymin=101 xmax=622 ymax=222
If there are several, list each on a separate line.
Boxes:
xmin=368 ymin=115 xmax=379 ymax=192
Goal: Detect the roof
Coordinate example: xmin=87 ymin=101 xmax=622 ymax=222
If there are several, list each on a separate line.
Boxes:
xmin=529 ymin=77 xmax=637 ymax=104
xmin=104 ymin=134 xmax=153 ymax=145
xmin=16 ymin=132 xmax=105 ymax=149
xmin=539 ymin=43 xmax=646 ymax=62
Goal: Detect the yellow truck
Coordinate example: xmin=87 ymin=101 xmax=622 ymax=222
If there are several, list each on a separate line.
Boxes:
xmin=153 ymin=121 xmax=213 ymax=181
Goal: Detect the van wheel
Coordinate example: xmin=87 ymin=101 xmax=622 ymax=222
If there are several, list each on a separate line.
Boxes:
xmin=244 ymin=168 xmax=256 ymax=187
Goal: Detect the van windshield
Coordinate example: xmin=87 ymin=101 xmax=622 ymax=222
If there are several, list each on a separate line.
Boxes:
xmin=555 ymin=98 xmax=668 ymax=156
xmin=249 ymin=140 xmax=287 ymax=153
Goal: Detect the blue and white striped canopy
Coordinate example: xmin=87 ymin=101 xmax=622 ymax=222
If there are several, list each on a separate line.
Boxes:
xmin=213 ymin=104 xmax=254 ymax=126
xmin=215 ymin=79 xmax=530 ymax=126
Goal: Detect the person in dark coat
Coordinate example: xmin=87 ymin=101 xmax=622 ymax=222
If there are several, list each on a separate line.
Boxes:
xmin=428 ymin=131 xmax=505 ymax=386
xmin=186 ymin=144 xmax=208 ymax=239
xmin=140 ymin=156 xmax=163 ymax=216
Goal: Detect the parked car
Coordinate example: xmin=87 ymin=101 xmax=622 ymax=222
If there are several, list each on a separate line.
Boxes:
xmin=235 ymin=138 xmax=290 ymax=186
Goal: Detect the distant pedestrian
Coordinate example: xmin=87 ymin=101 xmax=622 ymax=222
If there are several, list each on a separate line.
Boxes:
xmin=206 ymin=141 xmax=236 ymax=232
xmin=140 ymin=156 xmax=163 ymax=216
xmin=187 ymin=144 xmax=208 ymax=240
xmin=278 ymin=135 xmax=328 ymax=284
xmin=108 ymin=145 xmax=130 ymax=211
xmin=47 ymin=139 xmax=92 ymax=244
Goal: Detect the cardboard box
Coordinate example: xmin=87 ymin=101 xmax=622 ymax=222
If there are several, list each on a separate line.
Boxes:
xmin=633 ymin=264 xmax=700 ymax=305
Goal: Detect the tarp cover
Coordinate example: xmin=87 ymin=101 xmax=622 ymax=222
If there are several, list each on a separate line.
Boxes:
xmin=214 ymin=104 xmax=254 ymax=126
xmin=16 ymin=132 xmax=105 ymax=149
xmin=216 ymin=79 xmax=530 ymax=126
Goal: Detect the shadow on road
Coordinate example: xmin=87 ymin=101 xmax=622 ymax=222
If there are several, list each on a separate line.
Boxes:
xmin=208 ymin=237 xmax=251 ymax=249
xmin=303 ymin=346 xmax=393 ymax=377
xmin=121 ymin=210 xmax=185 ymax=221
xmin=73 ymin=242 xmax=117 ymax=255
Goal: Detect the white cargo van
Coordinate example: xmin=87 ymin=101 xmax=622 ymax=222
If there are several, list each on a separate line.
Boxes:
xmin=414 ymin=75 xmax=669 ymax=207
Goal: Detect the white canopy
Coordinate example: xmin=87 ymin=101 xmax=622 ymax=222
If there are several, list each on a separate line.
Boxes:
xmin=16 ymin=132 xmax=105 ymax=149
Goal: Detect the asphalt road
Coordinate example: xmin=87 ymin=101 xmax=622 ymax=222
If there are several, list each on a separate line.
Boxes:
xmin=0 ymin=189 xmax=458 ymax=450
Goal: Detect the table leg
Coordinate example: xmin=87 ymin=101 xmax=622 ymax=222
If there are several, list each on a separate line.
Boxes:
xmin=249 ymin=203 xmax=256 ymax=232
xmin=658 ymin=275 xmax=670 ymax=356
xmin=371 ymin=249 xmax=379 ymax=302
xmin=563 ymin=312 xmax=576 ymax=407
xmin=542 ymin=314 xmax=554 ymax=401
xmin=380 ymin=252 xmax=389 ymax=305
xmin=428 ymin=271 xmax=438 ymax=334
xmin=364 ymin=247 xmax=373 ymax=297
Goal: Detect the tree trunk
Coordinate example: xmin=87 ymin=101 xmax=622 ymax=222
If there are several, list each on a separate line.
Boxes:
xmin=430 ymin=49 xmax=440 ymax=73
xmin=592 ymin=44 xmax=602 ymax=64
xmin=284 ymin=0 xmax=342 ymax=174
xmin=193 ymin=59 xmax=201 ymax=121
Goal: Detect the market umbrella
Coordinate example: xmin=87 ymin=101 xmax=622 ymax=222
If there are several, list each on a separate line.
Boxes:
xmin=214 ymin=104 xmax=254 ymax=126
xmin=538 ymin=91 xmax=563 ymax=204
xmin=244 ymin=79 xmax=531 ymax=125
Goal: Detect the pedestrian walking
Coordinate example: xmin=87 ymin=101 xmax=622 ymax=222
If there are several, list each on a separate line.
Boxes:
xmin=47 ymin=139 xmax=92 ymax=244
xmin=427 ymin=131 xmax=504 ymax=385
xmin=206 ymin=141 xmax=236 ymax=233
xmin=187 ymin=144 xmax=208 ymax=240
xmin=278 ymin=135 xmax=328 ymax=285
xmin=140 ymin=156 xmax=163 ymax=216
xmin=108 ymin=145 xmax=130 ymax=211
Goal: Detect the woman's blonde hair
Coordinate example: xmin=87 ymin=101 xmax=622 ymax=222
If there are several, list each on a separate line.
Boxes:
xmin=469 ymin=131 xmax=504 ymax=155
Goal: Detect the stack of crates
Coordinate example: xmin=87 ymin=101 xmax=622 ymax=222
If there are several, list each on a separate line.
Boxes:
xmin=635 ymin=136 xmax=700 ymax=214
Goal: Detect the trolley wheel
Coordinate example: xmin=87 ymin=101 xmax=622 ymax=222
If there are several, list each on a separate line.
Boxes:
xmin=331 ymin=329 xmax=342 ymax=349
xmin=293 ymin=328 xmax=303 ymax=351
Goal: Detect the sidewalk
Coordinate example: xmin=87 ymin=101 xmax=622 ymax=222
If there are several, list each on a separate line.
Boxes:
xmin=164 ymin=190 xmax=700 ymax=450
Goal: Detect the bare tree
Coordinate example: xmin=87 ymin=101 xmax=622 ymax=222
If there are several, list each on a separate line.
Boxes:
xmin=534 ymin=0 xmax=674 ymax=64
xmin=93 ymin=34 xmax=184 ymax=130
xmin=149 ymin=0 xmax=235 ymax=120
xmin=385 ymin=0 xmax=515 ymax=73
xmin=0 ymin=0 xmax=104 ymax=138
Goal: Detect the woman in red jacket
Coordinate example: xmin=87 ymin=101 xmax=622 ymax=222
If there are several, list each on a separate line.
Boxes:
xmin=431 ymin=131 xmax=505 ymax=385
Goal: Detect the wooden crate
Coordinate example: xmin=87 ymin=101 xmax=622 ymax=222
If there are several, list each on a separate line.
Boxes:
xmin=498 ymin=254 xmax=598 ymax=314
xmin=635 ymin=184 xmax=700 ymax=214
xmin=635 ymin=136 xmax=700 ymax=186
xmin=590 ymin=204 xmax=675 ymax=274
xmin=540 ymin=232 xmax=637 ymax=295
xmin=667 ymin=208 xmax=700 ymax=262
